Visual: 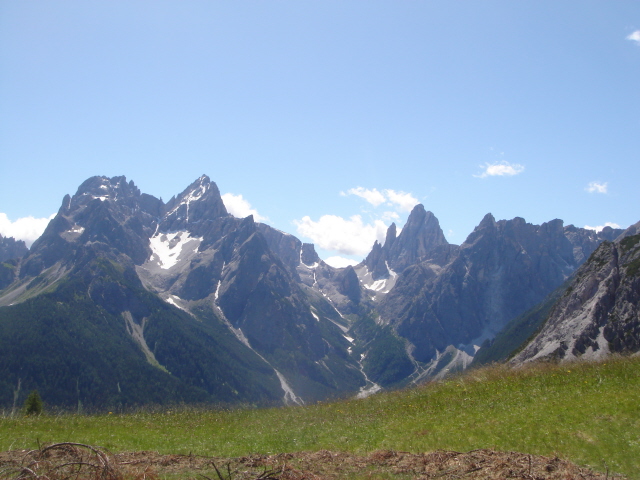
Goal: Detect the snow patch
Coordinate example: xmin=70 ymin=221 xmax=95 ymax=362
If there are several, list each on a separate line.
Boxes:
xmin=385 ymin=261 xmax=397 ymax=277
xmin=366 ymin=279 xmax=388 ymax=292
xmin=165 ymin=295 xmax=190 ymax=313
xmin=355 ymin=264 xmax=397 ymax=295
xmin=60 ymin=225 xmax=85 ymax=241
xmin=148 ymin=231 xmax=203 ymax=270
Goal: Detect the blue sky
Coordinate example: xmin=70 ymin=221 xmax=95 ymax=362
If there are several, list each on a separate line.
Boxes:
xmin=1 ymin=1 xmax=639 ymax=265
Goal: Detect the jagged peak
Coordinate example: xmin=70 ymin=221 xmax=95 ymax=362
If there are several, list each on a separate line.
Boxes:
xmin=240 ymin=214 xmax=255 ymax=227
xmin=459 ymin=213 xmax=497 ymax=248
xmin=539 ymin=218 xmax=565 ymax=235
xmin=161 ymin=175 xmax=228 ymax=226
xmin=395 ymin=206 xmax=445 ymax=240
xmin=478 ymin=212 xmax=496 ymax=228
xmin=398 ymin=206 xmax=444 ymax=239
xmin=405 ymin=203 xmax=427 ymax=224
xmin=76 ymin=175 xmax=137 ymax=193
xmin=175 ymin=175 xmax=212 ymax=200
xmin=384 ymin=223 xmax=397 ymax=248
xmin=62 ymin=175 xmax=143 ymax=215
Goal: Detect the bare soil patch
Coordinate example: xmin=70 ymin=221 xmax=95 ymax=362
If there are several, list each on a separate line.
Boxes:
xmin=0 ymin=443 xmax=623 ymax=479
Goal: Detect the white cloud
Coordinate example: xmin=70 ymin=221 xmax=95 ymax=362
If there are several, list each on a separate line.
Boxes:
xmin=341 ymin=187 xmax=386 ymax=207
xmin=221 ymin=193 xmax=267 ymax=222
xmin=298 ymin=187 xmax=418 ymax=259
xmin=627 ymin=30 xmax=640 ymax=45
xmin=474 ymin=161 xmax=525 ymax=178
xmin=0 ymin=213 xmax=55 ymax=248
xmin=342 ymin=187 xmax=419 ymax=212
xmin=294 ymin=214 xmax=388 ymax=256
xmin=384 ymin=189 xmax=419 ymax=212
xmin=584 ymin=222 xmax=621 ymax=233
xmin=381 ymin=211 xmax=400 ymax=222
xmin=585 ymin=181 xmax=608 ymax=194
xmin=324 ymin=256 xmax=359 ymax=268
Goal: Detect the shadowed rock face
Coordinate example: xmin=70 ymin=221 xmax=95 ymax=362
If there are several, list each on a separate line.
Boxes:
xmin=387 ymin=205 xmax=448 ymax=272
xmin=0 ymin=234 xmax=28 ymax=263
xmin=0 ymin=235 xmax=28 ymax=289
xmin=256 ymin=223 xmax=302 ymax=276
xmin=300 ymin=243 xmax=320 ymax=266
xmin=378 ymin=214 xmax=625 ymax=364
xmin=362 ymin=204 xmax=449 ymax=281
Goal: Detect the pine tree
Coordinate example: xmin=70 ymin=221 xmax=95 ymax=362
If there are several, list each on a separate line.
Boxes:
xmin=23 ymin=390 xmax=44 ymax=416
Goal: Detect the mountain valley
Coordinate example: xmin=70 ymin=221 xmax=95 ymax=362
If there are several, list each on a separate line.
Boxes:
xmin=0 ymin=174 xmax=637 ymax=411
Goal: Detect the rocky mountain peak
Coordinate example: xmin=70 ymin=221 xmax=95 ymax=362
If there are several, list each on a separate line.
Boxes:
xmin=3 ymin=172 xmax=638 ymax=409
xmin=384 ymin=223 xmax=397 ymax=248
xmin=61 ymin=175 xmax=142 ymax=215
xmin=461 ymin=213 xmax=497 ymax=248
xmin=386 ymin=205 xmax=448 ymax=272
xmin=160 ymin=175 xmax=227 ymax=231
xmin=361 ymin=206 xmax=448 ymax=280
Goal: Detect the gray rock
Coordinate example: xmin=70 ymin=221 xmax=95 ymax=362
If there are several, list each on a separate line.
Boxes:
xmin=0 ymin=234 xmax=28 ymax=263
xmin=512 ymin=232 xmax=640 ymax=364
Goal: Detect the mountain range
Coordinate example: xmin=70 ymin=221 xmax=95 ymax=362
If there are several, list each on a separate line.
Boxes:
xmin=1 ymin=174 xmax=637 ymax=411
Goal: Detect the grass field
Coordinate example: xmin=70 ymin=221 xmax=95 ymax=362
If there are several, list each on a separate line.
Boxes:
xmin=2 ymin=356 xmax=639 ymax=478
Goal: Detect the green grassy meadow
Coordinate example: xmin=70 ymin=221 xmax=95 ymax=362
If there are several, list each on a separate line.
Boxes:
xmin=2 ymin=357 xmax=639 ymax=478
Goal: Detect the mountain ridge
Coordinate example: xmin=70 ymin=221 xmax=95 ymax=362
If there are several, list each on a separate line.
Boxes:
xmin=0 ymin=174 xmax=634 ymax=409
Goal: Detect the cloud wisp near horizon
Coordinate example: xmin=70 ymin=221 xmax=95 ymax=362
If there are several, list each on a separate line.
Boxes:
xmin=221 ymin=193 xmax=268 ymax=223
xmin=1 ymin=161 xmax=627 ymax=269
xmin=293 ymin=186 xmax=421 ymax=266
xmin=0 ymin=213 xmax=56 ymax=248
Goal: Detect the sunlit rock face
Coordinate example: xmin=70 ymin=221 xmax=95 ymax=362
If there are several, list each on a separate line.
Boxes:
xmin=512 ymin=230 xmax=640 ymax=365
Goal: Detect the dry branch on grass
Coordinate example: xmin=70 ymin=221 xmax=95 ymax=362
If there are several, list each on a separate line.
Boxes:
xmin=0 ymin=442 xmax=120 ymax=480
xmin=0 ymin=444 xmax=625 ymax=479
